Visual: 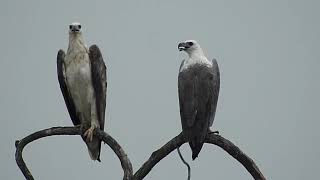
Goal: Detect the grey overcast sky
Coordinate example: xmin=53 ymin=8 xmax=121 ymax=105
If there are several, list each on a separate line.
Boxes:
xmin=1 ymin=0 xmax=319 ymax=179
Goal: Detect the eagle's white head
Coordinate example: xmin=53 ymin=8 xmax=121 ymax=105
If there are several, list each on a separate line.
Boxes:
xmin=67 ymin=22 xmax=87 ymax=52
xmin=178 ymin=40 xmax=205 ymax=58
xmin=69 ymin=22 xmax=82 ymax=34
xmin=178 ymin=40 xmax=211 ymax=69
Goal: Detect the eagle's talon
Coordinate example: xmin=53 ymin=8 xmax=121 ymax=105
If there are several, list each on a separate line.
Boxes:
xmin=84 ymin=126 xmax=95 ymax=142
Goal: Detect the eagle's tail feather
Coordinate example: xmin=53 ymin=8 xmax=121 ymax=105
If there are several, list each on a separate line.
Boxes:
xmin=189 ymin=140 xmax=204 ymax=160
xmin=86 ymin=137 xmax=102 ymax=162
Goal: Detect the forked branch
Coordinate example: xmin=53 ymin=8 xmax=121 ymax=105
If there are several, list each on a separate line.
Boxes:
xmin=133 ymin=133 xmax=266 ymax=180
xmin=15 ymin=127 xmax=265 ymax=180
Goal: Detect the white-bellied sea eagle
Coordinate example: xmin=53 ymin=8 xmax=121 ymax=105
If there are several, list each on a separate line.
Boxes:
xmin=57 ymin=22 xmax=107 ymax=161
xmin=178 ymin=40 xmax=220 ymax=160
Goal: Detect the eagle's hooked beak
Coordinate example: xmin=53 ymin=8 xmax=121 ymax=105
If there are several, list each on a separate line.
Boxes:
xmin=178 ymin=42 xmax=191 ymax=51
xmin=71 ymin=29 xmax=80 ymax=32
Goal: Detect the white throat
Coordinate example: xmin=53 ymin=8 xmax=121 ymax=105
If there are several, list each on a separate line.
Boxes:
xmin=67 ymin=33 xmax=88 ymax=54
xmin=65 ymin=33 xmax=89 ymax=66
xmin=180 ymin=48 xmax=212 ymax=71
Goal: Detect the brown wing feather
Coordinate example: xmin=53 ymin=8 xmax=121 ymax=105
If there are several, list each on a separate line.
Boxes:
xmin=89 ymin=45 xmax=107 ymax=131
xmin=88 ymin=45 xmax=107 ymax=162
xmin=57 ymin=49 xmax=80 ymax=126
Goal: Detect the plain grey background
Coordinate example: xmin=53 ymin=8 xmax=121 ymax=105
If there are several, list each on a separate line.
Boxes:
xmin=1 ymin=0 xmax=319 ymax=179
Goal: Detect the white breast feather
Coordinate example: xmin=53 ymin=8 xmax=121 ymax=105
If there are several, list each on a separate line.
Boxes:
xmin=64 ymin=37 xmax=96 ymax=125
xmin=180 ymin=56 xmax=212 ymax=72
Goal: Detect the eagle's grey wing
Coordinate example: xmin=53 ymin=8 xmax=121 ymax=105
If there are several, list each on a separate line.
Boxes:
xmin=178 ymin=63 xmax=197 ymax=130
xmin=57 ymin=49 xmax=80 ymax=126
xmin=208 ymin=58 xmax=220 ymax=127
xmin=178 ymin=61 xmax=218 ymax=160
xmin=89 ymin=45 xmax=107 ymax=132
xmin=178 ymin=59 xmax=195 ymax=128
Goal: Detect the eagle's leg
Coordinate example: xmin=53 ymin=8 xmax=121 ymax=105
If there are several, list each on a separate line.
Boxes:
xmin=84 ymin=121 xmax=99 ymax=142
xmin=84 ymin=101 xmax=100 ymax=142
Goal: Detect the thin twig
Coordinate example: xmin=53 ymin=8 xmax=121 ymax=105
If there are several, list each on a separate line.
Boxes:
xmin=177 ymin=147 xmax=191 ymax=180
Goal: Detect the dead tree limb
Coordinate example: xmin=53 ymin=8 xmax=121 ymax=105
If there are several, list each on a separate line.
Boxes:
xmin=133 ymin=133 xmax=266 ymax=180
xmin=15 ymin=126 xmax=133 ymax=180
xmin=94 ymin=128 xmax=133 ymax=180
xmin=205 ymin=134 xmax=266 ymax=180
xmin=133 ymin=133 xmax=185 ymax=180
xmin=15 ymin=127 xmax=265 ymax=180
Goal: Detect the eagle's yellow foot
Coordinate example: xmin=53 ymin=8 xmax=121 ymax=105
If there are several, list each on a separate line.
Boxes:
xmin=84 ymin=124 xmax=98 ymax=142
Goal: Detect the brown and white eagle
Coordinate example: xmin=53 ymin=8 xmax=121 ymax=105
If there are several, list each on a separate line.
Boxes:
xmin=178 ymin=40 xmax=220 ymax=160
xmin=57 ymin=22 xmax=106 ymax=161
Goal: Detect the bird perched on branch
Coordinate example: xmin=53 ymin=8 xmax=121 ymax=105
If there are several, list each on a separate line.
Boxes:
xmin=57 ymin=22 xmax=107 ymax=161
xmin=178 ymin=40 xmax=220 ymax=160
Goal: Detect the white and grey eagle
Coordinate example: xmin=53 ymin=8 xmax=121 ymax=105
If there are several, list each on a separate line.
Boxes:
xmin=178 ymin=40 xmax=220 ymax=160
xmin=57 ymin=22 xmax=106 ymax=161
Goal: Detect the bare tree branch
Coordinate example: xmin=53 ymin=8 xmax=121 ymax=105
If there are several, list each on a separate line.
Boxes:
xmin=94 ymin=128 xmax=133 ymax=180
xmin=15 ymin=126 xmax=133 ymax=180
xmin=15 ymin=127 xmax=265 ymax=180
xmin=177 ymin=147 xmax=191 ymax=180
xmin=133 ymin=133 xmax=266 ymax=180
xmin=205 ymin=134 xmax=266 ymax=180
xmin=133 ymin=133 xmax=186 ymax=180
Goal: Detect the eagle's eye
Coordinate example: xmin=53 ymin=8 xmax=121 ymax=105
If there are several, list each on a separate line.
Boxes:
xmin=187 ymin=42 xmax=194 ymax=46
xmin=69 ymin=25 xmax=73 ymax=30
xmin=78 ymin=25 xmax=81 ymax=29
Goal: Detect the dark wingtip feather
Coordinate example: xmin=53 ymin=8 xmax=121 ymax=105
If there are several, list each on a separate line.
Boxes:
xmin=192 ymin=150 xmax=200 ymax=160
xmin=192 ymin=154 xmax=198 ymax=160
xmin=89 ymin=44 xmax=102 ymax=60
xmin=190 ymin=141 xmax=204 ymax=161
xmin=57 ymin=49 xmax=65 ymax=59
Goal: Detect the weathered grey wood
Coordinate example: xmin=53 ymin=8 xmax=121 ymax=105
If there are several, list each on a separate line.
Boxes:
xmin=205 ymin=134 xmax=266 ymax=180
xmin=133 ymin=133 xmax=186 ymax=180
xmin=133 ymin=133 xmax=266 ymax=180
xmin=15 ymin=126 xmax=133 ymax=180
xmin=15 ymin=127 xmax=265 ymax=180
